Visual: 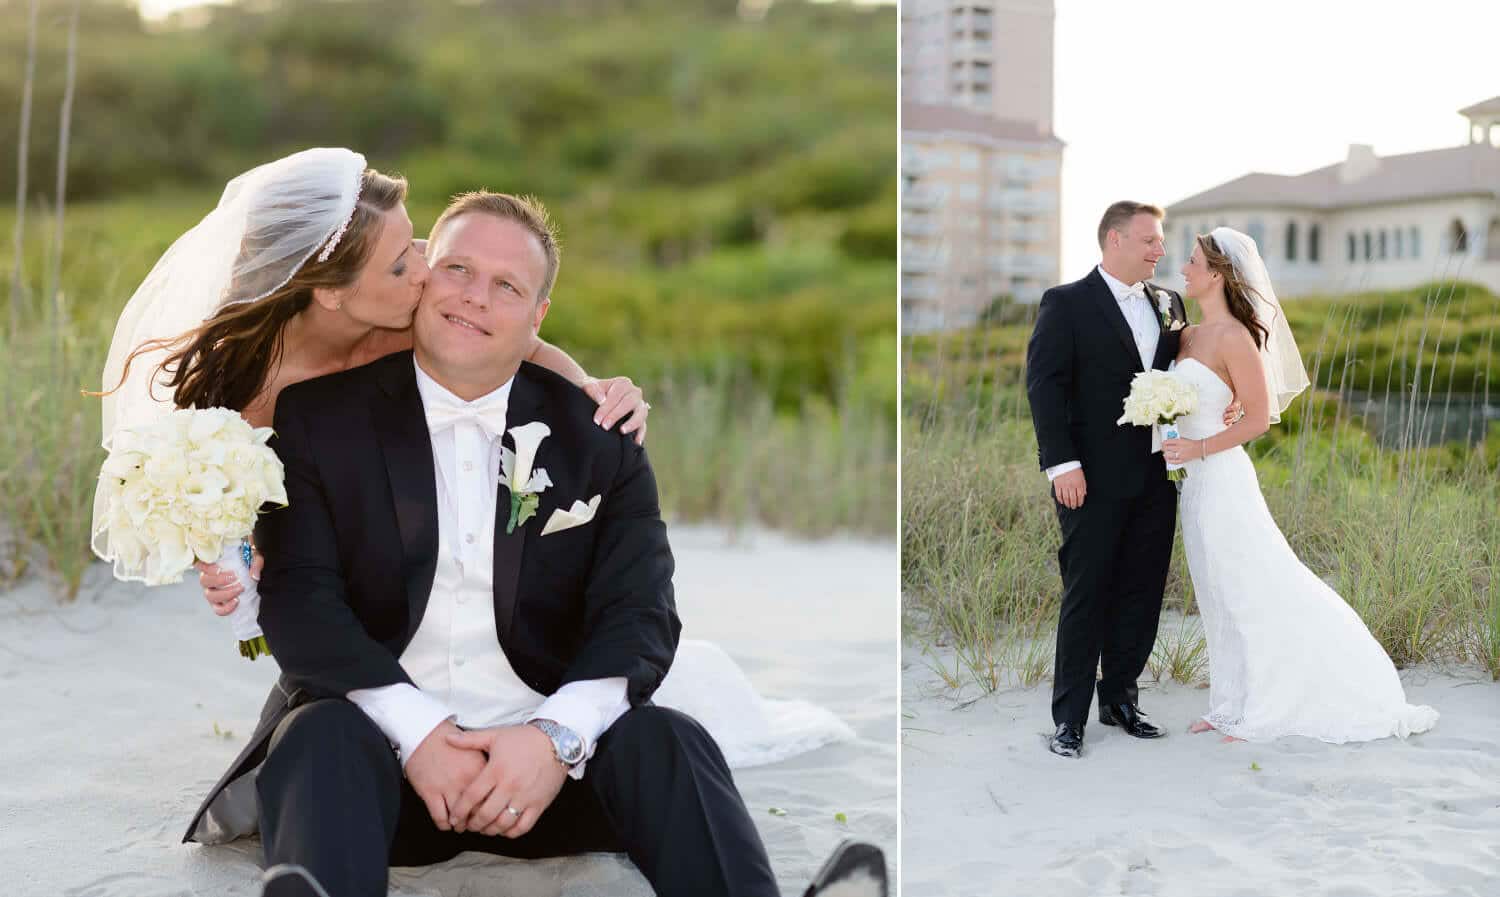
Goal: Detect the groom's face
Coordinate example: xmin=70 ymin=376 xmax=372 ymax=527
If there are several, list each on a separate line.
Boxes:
xmin=412 ymin=212 xmax=551 ymax=385
xmin=1108 ymin=213 xmax=1166 ymax=285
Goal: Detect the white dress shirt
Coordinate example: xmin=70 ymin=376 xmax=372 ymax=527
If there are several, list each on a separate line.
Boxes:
xmin=1045 ymin=265 xmax=1163 ymax=482
xmin=347 ymin=358 xmax=629 ymax=778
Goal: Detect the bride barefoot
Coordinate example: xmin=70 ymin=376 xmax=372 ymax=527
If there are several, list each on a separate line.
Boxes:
xmin=1160 ymin=228 xmax=1437 ymax=745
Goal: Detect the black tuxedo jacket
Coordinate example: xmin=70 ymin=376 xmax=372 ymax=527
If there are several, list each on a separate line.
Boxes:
xmin=1025 ymin=268 xmax=1186 ymax=501
xmin=184 ymin=351 xmax=678 ymax=842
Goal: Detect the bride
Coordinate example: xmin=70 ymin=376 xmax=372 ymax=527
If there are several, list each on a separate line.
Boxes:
xmin=1159 ymin=226 xmax=1438 ymax=744
xmin=94 ymin=148 xmax=849 ymax=786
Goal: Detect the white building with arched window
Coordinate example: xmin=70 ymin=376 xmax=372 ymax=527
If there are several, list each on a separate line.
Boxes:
xmin=1156 ymin=97 xmax=1500 ymax=298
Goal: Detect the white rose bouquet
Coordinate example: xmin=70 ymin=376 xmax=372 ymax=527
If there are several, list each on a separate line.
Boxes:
xmin=94 ymin=407 xmax=287 ymax=659
xmin=1117 ymin=370 xmax=1198 ymax=481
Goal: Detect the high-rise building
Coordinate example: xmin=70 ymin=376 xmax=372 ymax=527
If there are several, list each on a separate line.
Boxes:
xmin=901 ymin=1 xmax=1062 ymax=332
xmin=900 ymin=0 xmax=1054 ymax=131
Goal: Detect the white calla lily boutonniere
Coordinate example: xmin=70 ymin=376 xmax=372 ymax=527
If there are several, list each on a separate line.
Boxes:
xmin=1155 ymin=288 xmax=1186 ymax=332
xmin=501 ymin=421 xmax=553 ymax=534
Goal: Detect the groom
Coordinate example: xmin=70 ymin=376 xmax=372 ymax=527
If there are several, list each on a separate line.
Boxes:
xmin=1025 ymin=201 xmax=1188 ymax=759
xmin=183 ymin=192 xmax=884 ymax=896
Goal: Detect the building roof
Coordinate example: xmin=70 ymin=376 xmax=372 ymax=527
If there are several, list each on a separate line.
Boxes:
xmin=1168 ymin=143 xmax=1500 ymax=214
xmin=1459 ymin=95 xmax=1500 ymax=117
xmin=902 ymin=102 xmax=1064 ymax=148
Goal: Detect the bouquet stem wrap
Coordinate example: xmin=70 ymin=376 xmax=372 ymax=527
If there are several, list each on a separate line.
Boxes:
xmin=1160 ymin=422 xmax=1186 ymax=481
xmin=219 ymin=538 xmax=269 ymax=660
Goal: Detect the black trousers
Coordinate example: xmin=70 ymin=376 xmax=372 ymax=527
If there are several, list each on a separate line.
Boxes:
xmin=256 ymin=700 xmax=779 ymax=897
xmin=1050 ymin=478 xmax=1176 ymax=728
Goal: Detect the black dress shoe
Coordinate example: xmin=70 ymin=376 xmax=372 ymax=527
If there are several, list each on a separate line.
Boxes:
xmin=802 ymin=839 xmax=887 ymax=897
xmin=1099 ymin=702 xmax=1166 ymax=739
xmin=1048 ymin=723 xmax=1083 ymax=758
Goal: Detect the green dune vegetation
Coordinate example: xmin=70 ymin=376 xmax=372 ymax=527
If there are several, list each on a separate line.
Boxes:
xmin=0 ymin=0 xmax=897 ymax=598
xmin=904 ymin=282 xmax=1500 ymax=691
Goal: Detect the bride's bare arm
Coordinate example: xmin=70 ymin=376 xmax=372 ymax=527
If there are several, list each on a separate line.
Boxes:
xmin=524 ymin=335 xmax=650 ymax=445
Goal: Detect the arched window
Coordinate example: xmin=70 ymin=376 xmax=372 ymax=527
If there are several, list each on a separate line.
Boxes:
xmin=1487 ymin=217 xmax=1500 ymax=261
xmin=1379 ymin=230 xmax=1388 ymax=259
xmin=1363 ymin=231 xmax=1373 ymax=260
xmin=1449 ymin=218 xmax=1469 ymax=254
xmin=1347 ymin=232 xmax=1356 ymax=262
xmin=1285 ymin=220 xmax=1299 ymax=262
xmin=1308 ymin=224 xmax=1321 ymax=262
xmin=1410 ymin=226 xmax=1421 ymax=258
xmin=1395 ymin=228 xmax=1404 ymax=258
xmin=1247 ymin=219 xmax=1266 ymax=251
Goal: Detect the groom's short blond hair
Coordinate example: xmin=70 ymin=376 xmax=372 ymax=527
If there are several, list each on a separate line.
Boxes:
xmin=1097 ymin=201 xmax=1164 ymax=249
xmin=429 ymin=192 xmax=562 ymax=300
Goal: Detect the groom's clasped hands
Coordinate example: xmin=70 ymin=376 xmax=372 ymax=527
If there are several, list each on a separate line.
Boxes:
xmin=404 ymin=720 xmax=568 ymax=839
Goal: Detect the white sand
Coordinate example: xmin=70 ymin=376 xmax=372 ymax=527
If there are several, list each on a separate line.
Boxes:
xmin=902 ymin=636 xmax=1500 ymax=897
xmin=0 ymin=525 xmax=896 ymax=896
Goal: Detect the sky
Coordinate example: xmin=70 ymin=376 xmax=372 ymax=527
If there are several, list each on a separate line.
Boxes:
xmin=1052 ymin=0 xmax=1500 ymax=276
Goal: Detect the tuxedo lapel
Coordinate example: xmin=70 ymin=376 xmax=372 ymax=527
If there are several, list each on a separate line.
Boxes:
xmin=493 ymin=366 xmax=545 ymax=647
xmin=1086 ymin=268 xmax=1145 ymax=372
xmin=373 ymin=353 xmax=440 ymax=649
xmin=1144 ymin=282 xmax=1170 ymax=371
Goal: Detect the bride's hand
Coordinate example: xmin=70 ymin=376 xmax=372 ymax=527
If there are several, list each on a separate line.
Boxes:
xmin=194 ymin=550 xmax=264 ymax=617
xmin=580 ymin=376 xmax=649 ymax=445
xmin=1161 ymin=436 xmax=1204 ymax=465
xmin=1221 ymin=399 xmax=1244 ymax=427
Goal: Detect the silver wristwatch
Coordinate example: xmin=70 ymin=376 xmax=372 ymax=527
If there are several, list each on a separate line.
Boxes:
xmin=528 ymin=719 xmax=585 ymax=767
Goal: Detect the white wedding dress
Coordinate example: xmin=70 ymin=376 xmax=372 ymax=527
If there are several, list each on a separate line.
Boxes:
xmin=654 ymin=639 xmax=854 ymax=767
xmin=1171 ymin=357 xmax=1439 ymax=743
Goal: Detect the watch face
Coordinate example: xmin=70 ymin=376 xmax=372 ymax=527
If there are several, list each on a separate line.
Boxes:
xmin=556 ymin=729 xmax=585 ymax=764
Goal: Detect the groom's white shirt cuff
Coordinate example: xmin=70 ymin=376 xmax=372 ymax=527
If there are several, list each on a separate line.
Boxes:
xmin=346 ymin=677 xmax=629 ymax=778
xmin=346 ymin=684 xmax=456 ymax=769
xmin=529 ymin=678 xmax=631 ymax=780
xmin=1045 ymin=461 xmax=1082 ymax=481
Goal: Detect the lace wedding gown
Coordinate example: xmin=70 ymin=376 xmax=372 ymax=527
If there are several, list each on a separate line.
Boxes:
xmin=1171 ymin=358 xmax=1438 ymax=743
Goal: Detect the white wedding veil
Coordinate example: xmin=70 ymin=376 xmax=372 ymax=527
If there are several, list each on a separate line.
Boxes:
xmin=1209 ymin=226 xmax=1310 ymax=424
xmin=92 ymin=147 xmax=367 ymax=564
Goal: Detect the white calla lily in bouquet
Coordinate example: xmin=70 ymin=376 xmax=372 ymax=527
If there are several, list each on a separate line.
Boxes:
xmin=1117 ymin=370 xmax=1198 ymax=481
xmin=93 ymin=407 xmax=287 ymax=658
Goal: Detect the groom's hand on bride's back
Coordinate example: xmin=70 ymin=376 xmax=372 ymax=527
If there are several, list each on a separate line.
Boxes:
xmin=405 ymin=719 xmax=488 ymax=833
xmin=1053 ymin=468 xmax=1087 ymax=509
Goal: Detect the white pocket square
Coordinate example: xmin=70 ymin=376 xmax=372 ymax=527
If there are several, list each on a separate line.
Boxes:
xmin=541 ymin=494 xmax=602 ymax=536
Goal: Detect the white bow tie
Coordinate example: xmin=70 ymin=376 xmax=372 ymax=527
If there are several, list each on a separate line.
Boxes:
xmin=425 ymin=394 xmax=508 ymax=442
xmin=1120 ymin=287 xmax=1146 ymax=303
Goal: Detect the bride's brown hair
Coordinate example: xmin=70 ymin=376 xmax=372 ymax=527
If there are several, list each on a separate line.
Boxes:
xmin=1196 ymin=234 xmax=1271 ymax=350
xmin=104 ymin=168 xmax=408 ymax=413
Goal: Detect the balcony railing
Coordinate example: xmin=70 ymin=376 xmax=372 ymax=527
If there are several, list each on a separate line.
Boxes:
xmin=902 ymin=280 xmax=938 ymax=300
xmin=903 ymin=189 xmax=941 ymax=211
xmin=903 ymin=251 xmax=945 ymax=272
xmin=985 ymin=191 xmax=1058 ymax=214
xmin=986 ymin=253 xmax=1055 ymax=276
